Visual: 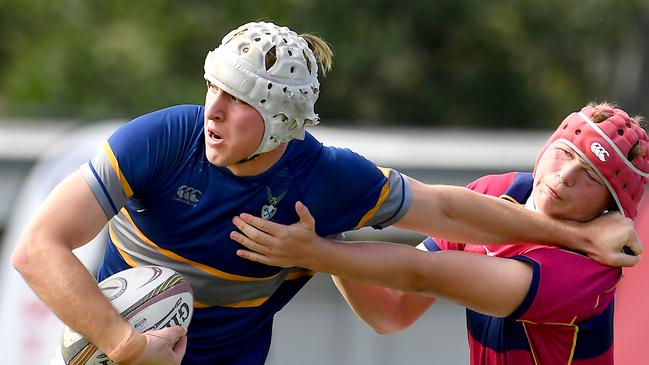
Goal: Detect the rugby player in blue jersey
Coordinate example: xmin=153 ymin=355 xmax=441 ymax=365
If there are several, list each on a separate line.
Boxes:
xmin=12 ymin=21 xmax=640 ymax=365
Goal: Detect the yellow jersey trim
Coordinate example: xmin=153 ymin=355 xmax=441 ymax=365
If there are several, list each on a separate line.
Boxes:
xmin=120 ymin=208 xmax=280 ymax=282
xmin=103 ymin=142 xmax=134 ymax=198
xmin=355 ymin=167 xmax=391 ymax=229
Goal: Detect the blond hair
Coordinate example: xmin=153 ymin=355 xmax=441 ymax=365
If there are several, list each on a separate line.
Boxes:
xmin=588 ymin=102 xmax=646 ymax=161
xmin=301 ymin=33 xmax=333 ymax=76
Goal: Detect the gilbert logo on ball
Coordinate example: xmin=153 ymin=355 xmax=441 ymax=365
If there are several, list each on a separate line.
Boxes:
xmin=61 ymin=266 xmax=194 ymax=365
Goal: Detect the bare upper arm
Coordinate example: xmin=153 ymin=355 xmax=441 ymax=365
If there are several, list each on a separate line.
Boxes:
xmin=19 ymin=170 xmax=108 ymax=250
xmin=393 ymin=178 xmax=445 ymax=234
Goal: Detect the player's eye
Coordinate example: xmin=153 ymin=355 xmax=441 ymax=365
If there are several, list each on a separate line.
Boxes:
xmin=584 ymin=169 xmax=603 ymax=184
xmin=205 ymin=80 xmax=218 ymax=93
xmin=229 ymin=94 xmax=249 ymax=106
xmin=555 ymin=147 xmax=573 ymax=159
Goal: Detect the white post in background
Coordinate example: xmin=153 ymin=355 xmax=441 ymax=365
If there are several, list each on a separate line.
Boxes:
xmin=0 ymin=123 xmax=118 ymax=365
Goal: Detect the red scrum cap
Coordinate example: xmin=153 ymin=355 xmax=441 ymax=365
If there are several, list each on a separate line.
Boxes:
xmin=535 ymin=105 xmax=649 ymax=219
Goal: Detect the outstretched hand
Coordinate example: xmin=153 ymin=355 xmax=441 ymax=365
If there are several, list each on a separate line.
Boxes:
xmin=582 ymin=212 xmax=642 ymax=267
xmin=231 ymin=201 xmax=321 ymax=269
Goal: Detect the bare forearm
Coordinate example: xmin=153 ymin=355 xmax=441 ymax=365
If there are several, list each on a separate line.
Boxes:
xmin=305 ymin=239 xmax=530 ymax=317
xmin=232 ymin=201 xmax=531 ymax=316
xmin=397 ymin=181 xmax=589 ymax=250
xmin=11 ymin=172 xmax=132 ymax=355
xmin=12 ymin=235 xmax=131 ymax=354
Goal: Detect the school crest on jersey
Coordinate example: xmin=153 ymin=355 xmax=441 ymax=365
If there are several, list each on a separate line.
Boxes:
xmin=262 ymin=187 xmax=287 ymax=220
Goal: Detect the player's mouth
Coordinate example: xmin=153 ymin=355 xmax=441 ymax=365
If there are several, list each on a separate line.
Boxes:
xmin=545 ymin=184 xmax=563 ymax=200
xmin=207 ymin=129 xmax=224 ymax=146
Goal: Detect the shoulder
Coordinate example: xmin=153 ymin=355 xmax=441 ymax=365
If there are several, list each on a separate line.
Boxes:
xmin=129 ymin=104 xmax=203 ymax=129
xmin=468 ymin=172 xmax=532 ymax=198
xmin=285 ymin=131 xmax=378 ymax=175
xmin=111 ymin=105 xmax=203 ymax=145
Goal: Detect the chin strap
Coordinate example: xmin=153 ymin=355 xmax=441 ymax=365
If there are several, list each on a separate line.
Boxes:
xmin=236 ymin=154 xmax=260 ymax=164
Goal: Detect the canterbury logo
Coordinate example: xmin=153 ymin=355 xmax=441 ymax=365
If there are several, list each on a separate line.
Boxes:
xmin=175 ymin=185 xmax=202 ymax=206
xmin=591 ymin=142 xmax=610 ymax=162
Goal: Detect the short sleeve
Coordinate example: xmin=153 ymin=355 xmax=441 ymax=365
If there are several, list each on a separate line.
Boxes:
xmin=508 ymin=247 xmax=621 ymax=323
xmin=300 ymin=145 xmax=412 ymax=235
xmin=80 ymin=105 xmax=202 ymax=219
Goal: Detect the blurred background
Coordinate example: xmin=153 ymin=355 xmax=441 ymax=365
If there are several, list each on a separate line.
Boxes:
xmin=1 ymin=1 xmax=649 ymax=364
xmin=1 ymin=0 xmax=649 ymax=124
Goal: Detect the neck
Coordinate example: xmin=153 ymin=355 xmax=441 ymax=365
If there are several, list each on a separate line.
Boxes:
xmin=226 ymin=144 xmax=288 ymax=176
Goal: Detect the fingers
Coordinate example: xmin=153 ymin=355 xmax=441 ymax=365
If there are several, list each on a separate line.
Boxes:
xmin=232 ymin=216 xmax=275 ymax=247
xmin=625 ymin=234 xmax=644 ymax=256
xmin=295 ymin=201 xmax=315 ymax=227
xmin=141 ymin=326 xmax=188 ymax=364
xmin=238 ymin=213 xmax=283 ymax=235
xmin=145 ymin=326 xmax=186 ymax=343
xmin=613 ymin=252 xmax=641 ymax=267
xmin=230 ymin=229 xmax=271 ymax=255
xmin=165 ymin=325 xmax=187 ymax=338
xmin=233 ymin=202 xmax=314 ymax=239
xmin=236 ymin=249 xmax=272 ymax=265
xmin=173 ymin=333 xmax=188 ymax=359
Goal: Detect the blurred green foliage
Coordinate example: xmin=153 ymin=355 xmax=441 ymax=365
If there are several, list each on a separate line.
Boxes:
xmin=1 ymin=0 xmax=648 ymax=128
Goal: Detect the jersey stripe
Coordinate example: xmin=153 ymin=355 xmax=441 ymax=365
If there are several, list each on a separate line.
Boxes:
xmin=120 ymin=208 xmax=279 ymax=282
xmin=87 ymin=161 xmax=119 ymax=215
xmin=103 ymin=141 xmax=134 ymax=198
xmin=355 ymin=167 xmax=391 ymax=228
xmin=108 ymin=223 xmax=138 ymax=267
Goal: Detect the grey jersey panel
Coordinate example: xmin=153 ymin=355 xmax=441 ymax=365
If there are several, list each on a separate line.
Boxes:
xmin=80 ymin=150 xmax=129 ymax=219
xmin=364 ymin=168 xmax=413 ymax=228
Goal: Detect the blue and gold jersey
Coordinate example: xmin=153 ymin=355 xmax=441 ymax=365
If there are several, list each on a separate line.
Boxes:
xmin=80 ymin=104 xmax=412 ymax=364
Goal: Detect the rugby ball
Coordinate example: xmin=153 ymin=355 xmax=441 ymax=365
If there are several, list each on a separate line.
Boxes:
xmin=60 ymin=266 xmax=194 ymax=365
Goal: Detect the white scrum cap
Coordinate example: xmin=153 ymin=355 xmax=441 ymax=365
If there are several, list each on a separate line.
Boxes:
xmin=204 ymin=21 xmax=322 ymax=157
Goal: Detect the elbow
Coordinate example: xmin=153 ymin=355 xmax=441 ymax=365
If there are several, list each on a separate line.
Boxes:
xmin=366 ymin=300 xmax=436 ymax=335
xmin=12 ymin=237 xmax=33 ymax=276
xmin=11 ymin=230 xmax=44 ymax=279
xmin=373 ymin=328 xmax=397 ymax=335
xmin=370 ymin=322 xmax=407 ymax=335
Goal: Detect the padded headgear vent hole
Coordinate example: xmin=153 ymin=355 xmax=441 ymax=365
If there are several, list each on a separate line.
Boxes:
xmin=265 ymin=46 xmax=277 ymax=70
xmin=303 ymin=50 xmax=312 ymax=74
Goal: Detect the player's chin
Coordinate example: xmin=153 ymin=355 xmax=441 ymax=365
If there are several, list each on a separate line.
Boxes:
xmin=204 ymin=150 xmax=228 ymax=166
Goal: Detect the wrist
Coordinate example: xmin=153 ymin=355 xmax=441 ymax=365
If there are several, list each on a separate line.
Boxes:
xmin=562 ymin=220 xmax=592 ymax=252
xmin=107 ymin=327 xmax=147 ymax=365
xmin=297 ymin=236 xmax=327 ymax=271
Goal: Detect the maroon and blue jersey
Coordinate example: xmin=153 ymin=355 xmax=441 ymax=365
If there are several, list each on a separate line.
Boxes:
xmin=79 ymin=104 xmax=412 ymax=364
xmin=420 ymin=172 xmax=621 ymax=365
